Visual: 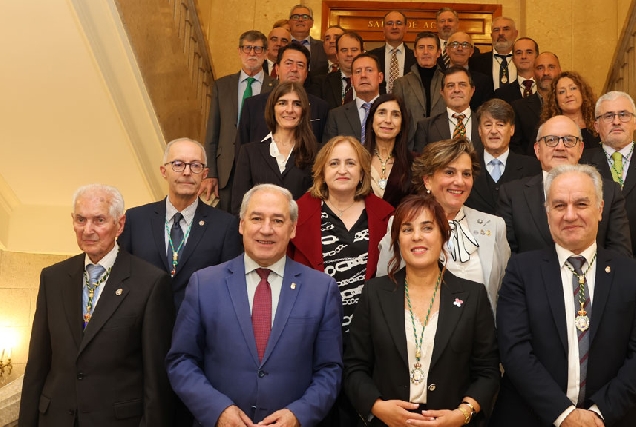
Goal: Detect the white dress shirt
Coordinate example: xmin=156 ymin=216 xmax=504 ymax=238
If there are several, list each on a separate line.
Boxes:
xmin=406 ymin=311 xmax=439 ymax=403
xmin=516 ymin=75 xmax=536 ymax=96
xmin=492 ymin=52 xmax=517 ymax=90
xmin=237 ymin=69 xmax=265 ymax=114
xmin=83 ymin=244 xmax=119 ymax=310
xmin=445 ymin=207 xmax=483 ymax=284
xmin=244 ymin=254 xmax=286 ymax=326
xmin=383 ymin=43 xmax=406 ymax=78
xmin=602 ymin=141 xmax=634 ymax=182
xmin=165 ymin=196 xmax=198 ymax=250
xmin=484 ymin=149 xmax=510 ymax=178
xmin=356 ymin=96 xmax=379 ymax=125
xmin=446 ymin=107 xmax=472 ymax=138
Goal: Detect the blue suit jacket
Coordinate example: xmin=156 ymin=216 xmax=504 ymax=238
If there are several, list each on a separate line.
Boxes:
xmin=166 ymin=255 xmax=343 ymax=427
xmin=118 ymin=199 xmax=243 ymax=310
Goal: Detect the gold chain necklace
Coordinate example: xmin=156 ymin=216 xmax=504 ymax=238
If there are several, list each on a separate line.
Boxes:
xmin=374 ymin=149 xmax=393 ymax=190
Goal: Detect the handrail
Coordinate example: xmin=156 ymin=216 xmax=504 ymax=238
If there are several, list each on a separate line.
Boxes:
xmin=603 ymin=0 xmax=636 ymax=96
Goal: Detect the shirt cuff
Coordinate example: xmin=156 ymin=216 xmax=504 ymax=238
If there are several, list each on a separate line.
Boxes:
xmin=554 ymin=405 xmax=576 ymax=426
xmin=588 ymin=405 xmax=604 ymax=421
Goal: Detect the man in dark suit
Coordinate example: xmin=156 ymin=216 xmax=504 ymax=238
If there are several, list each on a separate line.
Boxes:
xmin=323 ymin=25 xmax=344 ymax=72
xmin=469 ymin=17 xmax=519 ymax=90
xmin=414 ymin=66 xmax=484 ymax=152
xmin=498 ymin=115 xmax=632 ymax=256
xmin=319 ymin=31 xmax=364 ymax=111
xmin=166 ymin=184 xmax=342 ymax=427
xmin=19 ymin=184 xmax=175 ymax=427
xmin=200 ymin=30 xmax=274 ymax=212
xmin=466 ymin=99 xmax=541 ymax=215
xmin=367 ymin=10 xmax=416 ymax=94
xmin=492 ymin=163 xmax=636 ymax=427
xmin=493 ymin=37 xmax=539 ymax=105
xmin=581 ymin=90 xmax=636 ymax=255
xmin=323 ymin=53 xmax=383 ymax=143
xmin=119 ymin=138 xmax=242 ymax=311
xmin=235 ymin=44 xmax=329 ymax=153
xmin=446 ymin=31 xmax=493 ymax=111
xmin=288 ymin=4 xmax=328 ymax=78
xmin=435 ymin=7 xmax=480 ymax=70
xmin=510 ymin=52 xmax=562 ymax=155
xmin=263 ymin=26 xmax=290 ymax=77
xmin=392 ymin=31 xmax=446 ymax=147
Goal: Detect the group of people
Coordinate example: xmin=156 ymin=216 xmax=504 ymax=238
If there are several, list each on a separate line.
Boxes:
xmin=17 ymin=4 xmax=636 ymax=427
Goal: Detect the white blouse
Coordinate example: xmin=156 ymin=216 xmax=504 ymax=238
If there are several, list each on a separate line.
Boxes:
xmin=406 ymin=310 xmax=439 ymax=403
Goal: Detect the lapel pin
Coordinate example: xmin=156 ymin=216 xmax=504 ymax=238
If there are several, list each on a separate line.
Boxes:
xmin=116 ymin=289 xmax=123 ymax=296
xmin=605 ymin=266 xmax=611 ymax=273
xmin=290 ymin=283 xmax=296 ymax=290
xmin=477 ymin=219 xmax=483 ymax=224
xmin=453 ymin=298 xmax=463 ymax=307
xmin=199 ymin=220 xmax=204 ymax=226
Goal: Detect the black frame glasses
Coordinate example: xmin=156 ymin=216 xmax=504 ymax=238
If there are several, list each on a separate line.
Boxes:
xmin=539 ymin=135 xmax=580 ymax=148
xmin=164 ymin=161 xmax=206 ymax=174
xmin=239 ymin=45 xmax=264 ymax=54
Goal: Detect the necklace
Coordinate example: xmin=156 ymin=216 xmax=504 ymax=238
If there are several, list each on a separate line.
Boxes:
xmin=604 ymin=143 xmax=633 ymax=188
xmin=405 ymin=272 xmax=442 ymax=385
xmin=564 ymin=253 xmax=597 ymax=332
xmin=326 ymin=199 xmax=356 ymax=216
xmin=165 ymin=218 xmax=193 ymax=277
xmin=374 ymin=149 xmax=393 ymax=190
xmin=83 ymin=266 xmax=112 ymax=328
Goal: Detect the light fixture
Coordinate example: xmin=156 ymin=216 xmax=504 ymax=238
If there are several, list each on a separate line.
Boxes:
xmin=0 ymin=328 xmax=16 ymax=378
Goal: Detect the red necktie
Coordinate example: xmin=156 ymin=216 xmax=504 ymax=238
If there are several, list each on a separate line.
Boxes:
xmin=270 ymin=65 xmax=277 ymax=79
xmin=343 ymin=77 xmax=353 ymax=104
xmin=253 ymin=268 xmax=272 ymax=361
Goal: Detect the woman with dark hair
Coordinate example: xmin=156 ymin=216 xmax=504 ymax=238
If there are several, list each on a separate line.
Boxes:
xmin=231 ymin=82 xmax=317 ymax=213
xmin=377 ymin=138 xmax=510 ymax=309
xmin=345 ymin=194 xmax=499 ymax=427
xmin=540 ymin=71 xmax=601 ymax=149
xmin=364 ymin=94 xmax=415 ymax=207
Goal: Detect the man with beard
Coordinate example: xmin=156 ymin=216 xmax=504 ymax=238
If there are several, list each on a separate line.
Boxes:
xmin=510 ymin=52 xmax=562 ymax=154
xmin=470 ymin=17 xmax=519 ymax=90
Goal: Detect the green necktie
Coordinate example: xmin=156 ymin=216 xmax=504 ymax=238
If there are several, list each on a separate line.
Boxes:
xmin=241 ymin=76 xmax=256 ymax=109
xmin=611 ymin=151 xmax=623 ymax=185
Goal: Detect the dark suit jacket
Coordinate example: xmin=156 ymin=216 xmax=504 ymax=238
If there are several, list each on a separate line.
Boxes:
xmin=437 ymin=45 xmax=481 ymax=70
xmin=319 ymin=70 xmax=347 ymax=111
xmin=491 ymin=248 xmax=636 ymax=427
xmin=235 ymin=90 xmax=328 ymax=158
xmin=511 ymin=92 xmax=542 ymax=155
xmin=323 ymin=100 xmax=362 ymax=143
xmin=468 ymin=69 xmax=494 ymax=111
xmin=493 ymin=81 xmax=523 ymax=105
xmin=497 ymin=173 xmax=633 ymax=256
xmin=468 ymin=52 xmax=493 ymax=80
xmin=204 ymin=71 xmax=275 ymax=189
xmin=19 ymin=251 xmax=175 ymax=427
xmin=309 ymin=37 xmax=329 ymax=78
xmin=344 ymin=269 xmax=500 ymax=426
xmin=414 ymin=110 xmax=483 ymax=153
xmin=166 ymin=255 xmax=343 ymax=427
xmin=367 ymin=44 xmax=416 ymax=94
xmin=288 ymin=193 xmax=394 ymax=280
xmin=118 ymin=199 xmax=243 ymax=310
xmin=465 ymin=151 xmax=541 ymax=215
xmin=231 ymin=135 xmax=313 ymax=214
xmin=582 ymin=146 xmax=636 ymax=255
xmin=392 ymin=64 xmax=446 ymax=148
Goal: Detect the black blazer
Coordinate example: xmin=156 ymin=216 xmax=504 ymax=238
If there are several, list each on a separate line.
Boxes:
xmin=323 ymin=100 xmax=362 ymax=143
xmin=497 ymin=173 xmax=632 ymax=256
xmin=19 ymin=251 xmax=175 ymax=427
xmin=118 ymin=199 xmax=243 ymax=310
xmin=308 ymin=37 xmax=329 ymax=78
xmin=414 ymin=111 xmax=483 ymax=153
xmin=468 ymin=70 xmax=494 ymax=112
xmin=491 ymin=247 xmax=636 ymax=427
xmin=367 ymin=44 xmax=417 ymax=94
xmin=582 ymin=146 xmax=636 ymax=255
xmin=319 ymin=70 xmax=347 ymax=111
xmin=493 ymin=81 xmax=523 ymax=105
xmin=344 ymin=269 xmax=500 ymax=426
xmin=231 ymin=136 xmax=313 ymax=214
xmin=468 ymin=52 xmax=493 ymax=80
xmin=510 ymin=93 xmax=542 ymax=155
xmin=235 ymin=90 xmax=328 ymax=158
xmin=465 ymin=151 xmax=541 ymax=215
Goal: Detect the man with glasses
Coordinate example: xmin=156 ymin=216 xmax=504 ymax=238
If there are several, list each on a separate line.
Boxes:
xmin=435 ymin=7 xmax=481 ymax=70
xmin=582 ymin=91 xmax=636 ymax=255
xmin=446 ymin=31 xmax=493 ymax=111
xmin=201 ymin=30 xmax=274 ymax=212
xmin=368 ymin=10 xmax=415 ymax=94
xmin=498 ymin=115 xmax=631 ymax=255
xmin=470 ymin=17 xmax=519 ymax=90
xmin=289 ymin=4 xmax=328 ymax=77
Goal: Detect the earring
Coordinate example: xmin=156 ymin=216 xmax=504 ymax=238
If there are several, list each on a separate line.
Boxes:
xmin=426 ymin=188 xmax=431 ymax=194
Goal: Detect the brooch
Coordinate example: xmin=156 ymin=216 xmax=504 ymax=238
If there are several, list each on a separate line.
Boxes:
xmin=454 ymin=298 xmax=463 ymax=307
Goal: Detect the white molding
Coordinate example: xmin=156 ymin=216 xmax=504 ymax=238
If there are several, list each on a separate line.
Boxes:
xmin=66 ymin=0 xmax=167 ymax=199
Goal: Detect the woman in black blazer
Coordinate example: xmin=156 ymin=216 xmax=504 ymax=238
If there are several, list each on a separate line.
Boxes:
xmin=345 ymin=194 xmax=499 ymax=426
xmin=231 ymin=82 xmax=317 ymax=214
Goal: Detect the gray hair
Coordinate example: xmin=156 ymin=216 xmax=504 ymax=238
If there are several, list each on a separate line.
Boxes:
xmin=290 ymin=4 xmax=313 ymax=18
xmin=162 ymin=137 xmax=208 ymax=166
xmin=492 ymin=16 xmax=517 ymax=30
xmin=239 ymin=184 xmax=299 ymax=223
xmin=595 ymin=91 xmax=636 ymax=118
xmin=72 ymin=184 xmax=125 ymax=219
xmin=544 ymin=164 xmax=603 ymax=210
xmin=536 ymin=116 xmax=583 ymax=142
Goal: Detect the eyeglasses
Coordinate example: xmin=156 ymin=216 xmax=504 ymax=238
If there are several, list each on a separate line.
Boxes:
xmin=290 ymin=13 xmax=312 ymax=21
xmin=539 ymin=135 xmax=580 ymax=148
xmin=447 ymin=41 xmax=473 ymax=49
xmin=239 ymin=45 xmax=264 ymax=54
xmin=384 ymin=20 xmax=405 ymax=27
xmin=595 ymin=111 xmax=636 ymax=123
xmin=164 ymin=161 xmax=206 ymax=174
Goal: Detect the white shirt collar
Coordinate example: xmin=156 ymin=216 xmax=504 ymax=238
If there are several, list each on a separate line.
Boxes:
xmin=555 ymin=242 xmax=597 ymax=269
xmin=239 ymin=69 xmax=265 ymax=84
xmin=385 ymin=42 xmax=404 ymax=52
xmin=602 ymin=141 xmax=634 ymax=159
xmin=484 ymin=148 xmax=510 ymax=166
xmin=244 ymin=253 xmax=287 ymax=277
xmin=166 ymin=196 xmax=198 ymax=226
xmin=356 ymin=95 xmax=379 ymax=109
xmin=84 ymin=243 xmax=119 ymax=271
xmin=447 ymin=107 xmax=471 ymax=121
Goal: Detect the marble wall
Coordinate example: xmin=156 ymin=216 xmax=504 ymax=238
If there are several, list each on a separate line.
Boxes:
xmin=196 ymin=0 xmax=630 ymax=95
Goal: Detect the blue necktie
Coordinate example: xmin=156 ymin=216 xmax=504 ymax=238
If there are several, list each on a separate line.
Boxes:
xmin=489 ymin=158 xmax=503 ymax=182
xmin=83 ymin=263 xmax=106 ymax=326
xmin=167 ymin=213 xmax=184 ymax=269
xmin=360 ymin=102 xmax=372 ymax=144
xmin=568 ymin=256 xmax=590 ymax=406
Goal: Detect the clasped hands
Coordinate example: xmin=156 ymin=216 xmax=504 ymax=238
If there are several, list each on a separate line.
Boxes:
xmin=561 ymin=408 xmax=604 ymax=427
xmin=372 ymin=399 xmax=468 ymax=427
xmin=217 ymin=405 xmax=299 ymax=427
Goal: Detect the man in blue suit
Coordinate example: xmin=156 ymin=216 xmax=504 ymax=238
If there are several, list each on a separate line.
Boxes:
xmin=166 ymin=184 xmax=343 ymax=427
